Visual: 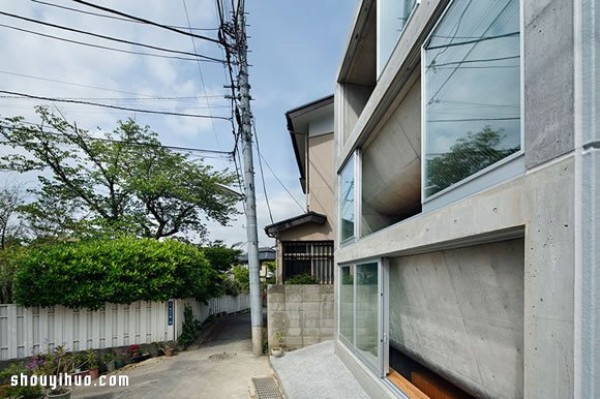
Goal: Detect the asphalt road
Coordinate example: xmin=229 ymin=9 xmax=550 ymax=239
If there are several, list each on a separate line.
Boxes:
xmin=71 ymin=312 xmax=273 ymax=399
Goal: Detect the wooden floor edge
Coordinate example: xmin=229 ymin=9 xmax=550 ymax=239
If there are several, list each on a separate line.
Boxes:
xmin=387 ymin=369 xmax=430 ymax=399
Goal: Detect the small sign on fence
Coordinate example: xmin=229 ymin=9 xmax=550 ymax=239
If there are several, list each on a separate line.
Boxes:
xmin=167 ymin=300 xmax=174 ymax=326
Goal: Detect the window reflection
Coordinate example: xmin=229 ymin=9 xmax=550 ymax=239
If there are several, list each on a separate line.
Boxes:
xmin=340 ymin=159 xmax=355 ymax=242
xmin=340 ymin=266 xmax=354 ymax=342
xmin=424 ymin=0 xmax=521 ymax=197
xmin=377 ymin=0 xmax=418 ymax=76
xmin=356 ymin=262 xmax=379 ymax=359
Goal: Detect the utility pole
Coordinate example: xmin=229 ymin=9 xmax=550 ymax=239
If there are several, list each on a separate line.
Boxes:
xmin=235 ymin=5 xmax=262 ymax=357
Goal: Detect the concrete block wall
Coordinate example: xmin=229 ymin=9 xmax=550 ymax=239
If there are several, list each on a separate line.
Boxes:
xmin=267 ymin=284 xmax=334 ymax=351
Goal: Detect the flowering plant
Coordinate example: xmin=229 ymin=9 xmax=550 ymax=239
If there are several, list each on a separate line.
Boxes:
xmin=127 ymin=344 xmax=142 ymax=356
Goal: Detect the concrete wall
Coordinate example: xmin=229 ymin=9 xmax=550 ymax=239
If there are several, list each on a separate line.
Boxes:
xmin=267 ymin=284 xmax=334 ymax=351
xmin=524 ymin=0 xmax=575 ymax=168
xmin=361 ymin=76 xmax=421 ymax=235
xmin=389 ymin=239 xmax=525 ymax=398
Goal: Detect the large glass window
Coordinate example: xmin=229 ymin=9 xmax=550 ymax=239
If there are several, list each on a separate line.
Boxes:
xmin=356 ymin=262 xmax=379 ymax=360
xmin=423 ymin=0 xmax=521 ymax=198
xmin=338 ymin=261 xmax=382 ymax=372
xmin=339 ymin=266 xmax=354 ymax=343
xmin=339 ymin=157 xmax=355 ymax=242
xmin=377 ymin=0 xmax=418 ymax=76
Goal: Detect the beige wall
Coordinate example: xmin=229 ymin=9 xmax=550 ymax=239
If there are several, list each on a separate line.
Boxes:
xmin=306 ymin=132 xmax=335 ymax=239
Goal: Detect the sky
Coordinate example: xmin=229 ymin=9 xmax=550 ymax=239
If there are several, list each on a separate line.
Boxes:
xmin=0 ymin=0 xmax=358 ymax=249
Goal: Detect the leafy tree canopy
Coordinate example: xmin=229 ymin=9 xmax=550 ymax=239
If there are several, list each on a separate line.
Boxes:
xmin=0 ymin=106 xmax=238 ymax=241
xmin=200 ymin=240 xmax=241 ymax=272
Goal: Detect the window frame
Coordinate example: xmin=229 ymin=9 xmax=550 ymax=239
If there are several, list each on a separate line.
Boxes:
xmin=337 ymin=257 xmax=387 ymax=377
xmin=420 ymin=0 xmax=525 ymax=208
xmin=376 ymin=0 xmax=420 ymax=78
xmin=338 ymin=149 xmax=362 ymax=246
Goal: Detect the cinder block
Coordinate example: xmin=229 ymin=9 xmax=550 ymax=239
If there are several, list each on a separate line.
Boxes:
xmin=321 ymin=318 xmax=335 ymax=328
xmin=320 ymin=293 xmax=334 ymax=303
xmin=267 ymin=285 xmax=286 ymax=295
xmin=285 ymin=291 xmax=303 ymax=304
xmin=302 ymin=336 xmax=324 ymax=346
xmin=285 ymin=327 xmax=302 ymax=337
xmin=304 ymin=318 xmax=321 ymax=328
xmin=284 ymin=302 xmax=302 ymax=311
xmin=302 ymin=310 xmax=323 ymax=320
xmin=302 ymin=303 xmax=321 ymax=313
xmin=302 ymin=284 xmax=322 ymax=298
xmin=284 ymin=336 xmax=303 ymax=349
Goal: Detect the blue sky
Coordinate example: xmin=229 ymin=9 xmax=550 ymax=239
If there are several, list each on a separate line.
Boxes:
xmin=0 ymin=0 xmax=357 ymax=248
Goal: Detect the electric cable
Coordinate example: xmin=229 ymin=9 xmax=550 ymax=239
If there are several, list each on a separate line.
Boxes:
xmin=253 ymin=122 xmax=274 ymax=224
xmin=0 ymin=90 xmax=231 ymax=120
xmin=71 ymin=0 xmax=223 ymax=45
xmin=0 ymin=10 xmax=225 ymax=63
xmin=32 ymin=0 xmax=219 ymax=31
xmin=0 ymin=23 xmax=204 ymax=62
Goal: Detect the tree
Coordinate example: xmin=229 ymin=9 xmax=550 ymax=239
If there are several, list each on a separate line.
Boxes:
xmin=0 ymin=184 xmax=24 ymax=249
xmin=426 ymin=126 xmax=519 ymax=196
xmin=0 ymin=107 xmax=238 ymax=241
xmin=201 ymin=240 xmax=242 ymax=272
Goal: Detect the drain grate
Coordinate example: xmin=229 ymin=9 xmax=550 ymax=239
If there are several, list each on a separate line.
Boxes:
xmin=253 ymin=377 xmax=283 ymax=399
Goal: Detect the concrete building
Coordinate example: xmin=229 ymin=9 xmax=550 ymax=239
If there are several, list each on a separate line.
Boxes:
xmin=333 ymin=0 xmax=599 ymax=398
xmin=265 ymin=95 xmax=335 ymax=285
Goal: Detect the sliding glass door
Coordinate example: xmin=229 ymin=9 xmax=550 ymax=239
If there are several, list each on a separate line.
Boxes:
xmin=338 ymin=259 xmax=388 ymax=377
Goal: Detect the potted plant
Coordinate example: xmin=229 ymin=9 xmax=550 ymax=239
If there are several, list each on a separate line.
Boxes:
xmin=160 ymin=341 xmax=176 ymax=357
xmin=103 ymin=351 xmax=115 ymax=372
xmin=72 ymin=352 xmax=88 ymax=376
xmin=114 ymin=350 xmax=126 ymax=369
xmin=0 ymin=362 xmax=44 ymax=399
xmin=86 ymin=349 xmax=99 ymax=379
xmin=270 ymin=331 xmax=285 ymax=358
xmin=35 ymin=345 xmax=73 ymax=398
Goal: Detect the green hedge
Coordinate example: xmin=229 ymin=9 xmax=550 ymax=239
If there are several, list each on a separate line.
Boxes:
xmin=13 ymin=237 xmax=216 ymax=310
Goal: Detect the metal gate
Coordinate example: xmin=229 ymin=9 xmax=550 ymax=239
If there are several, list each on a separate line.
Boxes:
xmin=281 ymin=241 xmax=334 ymax=284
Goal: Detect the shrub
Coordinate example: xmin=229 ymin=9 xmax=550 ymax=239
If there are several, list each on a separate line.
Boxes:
xmin=285 ymin=273 xmax=318 ymax=285
xmin=178 ymin=305 xmax=201 ymax=350
xmin=13 ymin=236 xmax=217 ymax=309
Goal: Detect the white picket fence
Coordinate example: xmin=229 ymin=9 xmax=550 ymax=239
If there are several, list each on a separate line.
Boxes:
xmin=0 ymin=294 xmax=249 ymax=361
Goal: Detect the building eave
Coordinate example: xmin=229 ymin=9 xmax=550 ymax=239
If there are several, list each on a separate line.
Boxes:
xmin=264 ymin=211 xmax=327 ymax=238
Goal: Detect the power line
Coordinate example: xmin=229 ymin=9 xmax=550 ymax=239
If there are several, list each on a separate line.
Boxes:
xmin=71 ymin=0 xmax=223 ymax=46
xmin=0 ymin=121 xmax=233 ymax=156
xmin=0 ymin=70 xmax=210 ymax=98
xmin=0 ymin=10 xmax=225 ymax=63
xmin=428 ymin=55 xmax=520 ymax=69
xmin=32 ymin=0 xmax=219 ymax=31
xmin=0 ymin=90 xmax=231 ymax=120
xmin=253 ymin=123 xmax=274 ymax=224
xmin=0 ymin=22 xmax=204 ymax=62
xmin=0 ymin=95 xmax=230 ymax=109
xmin=426 ymin=117 xmax=520 ymax=123
xmin=426 ymin=31 xmax=519 ymax=50
xmin=425 ymin=1 xmax=516 ymax=105
xmin=183 ymin=0 xmax=220 ymax=149
xmin=259 ymin=151 xmax=305 ymax=212
xmin=0 ymin=95 xmax=226 ymax=101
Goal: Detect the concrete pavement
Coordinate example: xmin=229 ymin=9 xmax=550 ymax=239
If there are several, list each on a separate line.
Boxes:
xmin=71 ymin=312 xmax=274 ymax=399
xmin=270 ymin=341 xmax=370 ymax=399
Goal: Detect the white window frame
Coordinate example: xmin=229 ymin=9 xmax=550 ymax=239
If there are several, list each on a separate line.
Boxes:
xmin=420 ymin=0 xmax=525 ymax=211
xmin=337 ymin=257 xmax=387 ymax=377
xmin=338 ymin=149 xmax=362 ymax=246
